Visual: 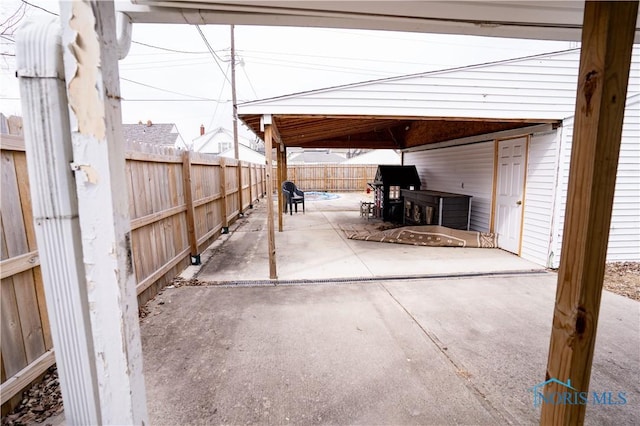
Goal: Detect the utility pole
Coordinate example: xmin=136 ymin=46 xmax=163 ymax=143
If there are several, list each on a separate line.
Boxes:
xmin=231 ymin=24 xmax=239 ymax=161
xmin=230 ymin=24 xmax=243 ymax=213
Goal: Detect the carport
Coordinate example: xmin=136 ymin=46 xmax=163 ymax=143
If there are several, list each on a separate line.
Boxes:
xmin=238 ymin=104 xmax=556 ymax=279
xmin=15 ymin=1 xmax=640 ymax=425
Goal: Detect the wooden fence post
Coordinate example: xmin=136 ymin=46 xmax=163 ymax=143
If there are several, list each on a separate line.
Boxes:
xmin=237 ymin=162 xmax=244 ymax=217
xmin=540 ymin=1 xmax=637 ymax=424
xmin=249 ymin=163 xmax=254 ymax=209
xmin=181 ymin=150 xmax=199 ymax=265
xmin=219 ymin=158 xmax=229 ymax=233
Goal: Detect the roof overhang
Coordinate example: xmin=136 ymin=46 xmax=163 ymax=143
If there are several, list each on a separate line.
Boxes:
xmin=239 ymin=114 xmax=557 ymax=149
xmin=118 ymin=1 xmax=640 ymax=43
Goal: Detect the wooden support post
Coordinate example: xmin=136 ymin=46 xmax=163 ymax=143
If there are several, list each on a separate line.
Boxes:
xmin=182 ymin=150 xmax=199 ymax=264
xmin=283 ymin=146 xmax=288 ymax=182
xmin=277 ymin=143 xmax=284 ymax=232
xmin=541 ymin=2 xmax=637 ymax=425
xmin=60 ymin=2 xmax=148 ymax=423
xmin=264 ymin=125 xmax=277 ymax=279
xmin=220 ymin=157 xmax=229 ymax=233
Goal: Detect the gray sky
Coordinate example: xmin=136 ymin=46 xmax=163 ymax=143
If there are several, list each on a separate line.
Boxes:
xmin=1 ymin=0 xmax=576 ymax=143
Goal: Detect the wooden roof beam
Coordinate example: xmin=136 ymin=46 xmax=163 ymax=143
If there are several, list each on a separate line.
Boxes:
xmin=291 ymin=139 xmax=400 ymax=149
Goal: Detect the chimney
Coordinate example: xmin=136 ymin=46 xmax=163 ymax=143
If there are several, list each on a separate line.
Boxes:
xmin=200 ymin=124 xmax=205 ymax=136
xmin=146 ymin=120 xmax=152 ymax=127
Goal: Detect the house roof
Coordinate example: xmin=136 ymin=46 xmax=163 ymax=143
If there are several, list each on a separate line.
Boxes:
xmin=192 ymin=127 xmax=256 ymax=153
xmin=342 ymin=150 xmax=401 ymax=165
xmin=288 ymin=150 xmax=346 ymax=164
xmin=238 ymin=46 xmax=639 ymax=150
xmin=218 ymin=143 xmax=265 ymax=164
xmin=122 ymin=122 xmax=182 ymax=146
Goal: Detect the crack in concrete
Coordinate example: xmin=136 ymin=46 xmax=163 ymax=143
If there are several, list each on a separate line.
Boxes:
xmin=379 ymin=282 xmax=517 ymax=425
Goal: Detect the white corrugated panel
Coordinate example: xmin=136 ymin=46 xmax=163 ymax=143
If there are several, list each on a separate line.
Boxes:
xmin=552 ymin=97 xmax=640 ymax=267
xmin=521 ymin=131 xmax=560 ymax=266
xmin=240 ymin=46 xmax=639 ymax=120
xmin=404 ymin=141 xmax=494 ymax=232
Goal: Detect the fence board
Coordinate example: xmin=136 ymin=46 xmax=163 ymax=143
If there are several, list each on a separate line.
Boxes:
xmin=32 ymin=268 xmax=52 ymax=350
xmin=1 ymin=152 xmax=29 ymax=256
xmin=12 ymin=271 xmax=45 ymax=363
xmin=0 ymin=349 xmax=55 ymax=405
xmin=1 ymin=279 xmax=26 ymax=377
xmin=272 ymin=164 xmax=377 ymax=192
xmin=0 ymin=251 xmax=39 ymax=279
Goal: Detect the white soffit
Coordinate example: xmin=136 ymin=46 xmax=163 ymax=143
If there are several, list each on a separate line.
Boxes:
xmin=119 ymin=1 xmax=640 ymax=42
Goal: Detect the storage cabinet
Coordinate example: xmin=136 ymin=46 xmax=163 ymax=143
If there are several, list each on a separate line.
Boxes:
xmin=401 ymin=189 xmax=472 ymax=230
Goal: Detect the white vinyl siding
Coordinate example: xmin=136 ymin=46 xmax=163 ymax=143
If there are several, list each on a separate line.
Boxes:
xmin=521 ymin=131 xmax=560 ymax=266
xmin=404 ymin=141 xmax=494 ymax=232
xmin=241 ymin=47 xmax=638 ymax=120
xmin=608 ymin=99 xmax=640 ymax=262
xmin=552 ymin=98 xmax=640 ymax=267
xmin=242 ymin=52 xmax=582 ymax=119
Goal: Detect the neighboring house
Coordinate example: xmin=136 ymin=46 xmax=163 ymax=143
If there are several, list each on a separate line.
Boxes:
xmin=192 ymin=126 xmax=234 ymax=154
xmin=239 ymin=47 xmax=640 ymax=267
xmin=288 ymin=149 xmax=346 ymax=164
xmin=122 ymin=120 xmax=188 ymax=149
xmin=342 ymin=149 xmax=401 ymax=165
xmin=192 ymin=126 xmax=258 ymax=154
xmin=219 ymin=143 xmax=266 ymax=164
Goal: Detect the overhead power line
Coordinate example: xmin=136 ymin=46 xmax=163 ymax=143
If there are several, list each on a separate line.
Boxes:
xmin=195 ymin=25 xmax=232 ymax=84
xmin=123 ymin=99 xmax=225 ymax=102
xmin=20 ymin=0 xmax=57 ymax=16
xmin=120 ymin=77 xmax=216 ymax=101
xmin=207 ymin=63 xmax=230 ymax=130
xmin=131 ymin=40 xmax=209 ymax=54
xmin=241 ymin=66 xmax=259 ymax=99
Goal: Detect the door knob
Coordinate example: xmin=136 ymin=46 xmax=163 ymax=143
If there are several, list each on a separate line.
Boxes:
xmin=516 ymin=200 xmax=522 ymax=206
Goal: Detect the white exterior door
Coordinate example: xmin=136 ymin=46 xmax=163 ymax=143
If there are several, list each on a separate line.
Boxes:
xmin=495 ymin=137 xmax=527 ymax=253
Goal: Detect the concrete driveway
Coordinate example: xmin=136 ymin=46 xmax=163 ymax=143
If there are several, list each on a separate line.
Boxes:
xmin=141 ymin=193 xmax=639 ymax=425
xmin=141 ymin=275 xmax=639 ymax=425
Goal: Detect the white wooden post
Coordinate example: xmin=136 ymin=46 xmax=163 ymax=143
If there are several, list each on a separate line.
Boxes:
xmin=59 ymin=1 xmax=148 ymax=424
xmin=16 ymin=16 xmax=101 ymax=424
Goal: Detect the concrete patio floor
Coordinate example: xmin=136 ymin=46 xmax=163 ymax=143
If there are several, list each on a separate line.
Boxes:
xmin=138 ymin=193 xmax=639 ymax=425
xmin=193 ymin=192 xmax=544 ymax=283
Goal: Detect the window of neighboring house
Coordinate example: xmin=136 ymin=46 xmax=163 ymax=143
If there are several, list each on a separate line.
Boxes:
xmin=219 ymin=142 xmax=232 ymax=152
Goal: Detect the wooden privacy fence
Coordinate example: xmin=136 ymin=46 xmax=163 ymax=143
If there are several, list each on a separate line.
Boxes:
xmin=122 ymin=143 xmax=266 ymax=302
xmin=273 ymin=164 xmax=377 ymax=192
xmin=1 ymin=128 xmax=54 ymax=411
xmin=0 ymin=126 xmax=266 ymax=408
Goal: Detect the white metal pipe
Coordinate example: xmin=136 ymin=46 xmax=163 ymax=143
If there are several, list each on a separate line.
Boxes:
xmin=16 ymin=16 xmax=101 ymax=425
xmin=116 ymin=11 xmax=132 ymax=60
